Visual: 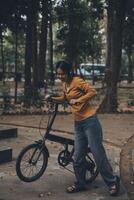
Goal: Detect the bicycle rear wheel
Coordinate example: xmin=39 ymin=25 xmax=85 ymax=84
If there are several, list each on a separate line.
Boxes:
xmin=16 ymin=143 xmax=48 ymax=182
xmin=85 ymin=150 xmax=99 ymax=184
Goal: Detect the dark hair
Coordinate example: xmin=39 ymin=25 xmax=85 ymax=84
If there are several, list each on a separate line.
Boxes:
xmin=55 ymin=60 xmax=74 ymax=77
xmin=55 ymin=60 xmax=85 ymax=80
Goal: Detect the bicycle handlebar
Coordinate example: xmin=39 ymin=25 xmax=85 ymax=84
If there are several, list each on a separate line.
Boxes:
xmin=45 ymin=97 xmax=80 ymax=107
xmin=46 ymin=97 xmax=62 ymax=105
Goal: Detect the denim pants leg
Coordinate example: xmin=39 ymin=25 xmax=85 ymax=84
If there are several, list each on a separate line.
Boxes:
xmin=73 ymin=122 xmax=87 ymax=188
xmin=74 ymin=115 xmax=116 ymax=187
xmin=83 ymin=115 xmax=116 ymax=186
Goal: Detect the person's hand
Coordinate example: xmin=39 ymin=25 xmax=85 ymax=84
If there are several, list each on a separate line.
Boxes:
xmin=69 ymin=99 xmax=80 ymax=105
xmin=45 ymin=95 xmax=53 ymax=102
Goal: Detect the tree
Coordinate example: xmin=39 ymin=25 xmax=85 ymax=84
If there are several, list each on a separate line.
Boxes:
xmin=0 ymin=24 xmax=5 ymax=78
xmin=99 ymin=0 xmax=127 ymax=113
xmin=38 ymin=0 xmax=49 ymax=88
xmin=55 ymin=0 xmax=102 ymax=66
xmin=0 ymin=0 xmax=17 ymax=79
xmin=122 ymin=0 xmax=134 ymax=83
xmin=48 ymin=0 xmax=55 ymax=85
xmin=24 ymin=0 xmax=38 ymax=97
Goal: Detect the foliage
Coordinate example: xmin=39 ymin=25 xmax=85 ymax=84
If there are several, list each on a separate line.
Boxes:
xmin=122 ymin=0 xmax=134 ymax=82
xmin=123 ymin=0 xmax=134 ymax=54
xmin=128 ymin=93 xmax=134 ymax=106
xmin=0 ymin=82 xmax=12 ymax=110
xmin=2 ymin=30 xmax=25 ymax=71
xmin=122 ymin=0 xmax=134 ymax=67
xmin=0 ymin=0 xmax=134 ymax=114
xmin=54 ymin=0 xmax=103 ymax=63
xmin=18 ymin=86 xmax=44 ymax=108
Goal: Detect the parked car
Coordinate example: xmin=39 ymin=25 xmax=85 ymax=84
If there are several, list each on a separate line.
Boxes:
xmin=80 ymin=63 xmax=105 ymax=80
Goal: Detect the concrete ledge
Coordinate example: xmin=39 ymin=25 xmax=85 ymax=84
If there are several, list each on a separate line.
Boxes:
xmin=0 ymin=146 xmax=12 ymax=164
xmin=120 ymin=134 xmax=134 ymax=200
xmin=0 ymin=126 xmax=17 ymax=140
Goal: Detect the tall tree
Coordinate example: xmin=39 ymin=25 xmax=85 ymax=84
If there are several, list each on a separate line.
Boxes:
xmin=14 ymin=11 xmax=19 ymax=103
xmin=123 ymin=0 xmax=134 ymax=83
xmin=31 ymin=0 xmax=38 ymax=88
xmin=48 ymin=0 xmax=54 ymax=85
xmin=0 ymin=0 xmax=17 ymax=80
xmin=0 ymin=25 xmax=5 ymax=78
xmin=55 ymin=0 xmax=87 ymax=64
xmin=24 ymin=0 xmax=38 ymax=96
xmin=66 ymin=0 xmax=82 ymax=64
xmin=99 ymin=0 xmax=127 ymax=112
xmin=55 ymin=0 xmax=102 ymax=66
xmin=38 ymin=0 xmax=49 ymax=87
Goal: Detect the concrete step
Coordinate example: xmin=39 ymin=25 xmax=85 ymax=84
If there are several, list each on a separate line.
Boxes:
xmin=0 ymin=146 xmax=12 ymax=164
xmin=0 ymin=126 xmax=17 ymax=140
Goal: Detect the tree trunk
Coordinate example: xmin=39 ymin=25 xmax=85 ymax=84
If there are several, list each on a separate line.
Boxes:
xmin=38 ymin=0 xmax=49 ymax=88
xmin=24 ymin=0 xmax=38 ymax=97
xmin=106 ymin=1 xmax=113 ymax=72
xmin=32 ymin=0 xmax=38 ymax=88
xmin=48 ymin=0 xmax=54 ymax=85
xmin=98 ymin=0 xmax=126 ymax=113
xmin=67 ymin=0 xmax=81 ymax=65
xmin=14 ymin=19 xmax=18 ymax=104
xmin=0 ymin=28 xmax=5 ymax=82
xmin=127 ymin=52 xmax=133 ymax=83
xmin=24 ymin=2 xmax=32 ymax=95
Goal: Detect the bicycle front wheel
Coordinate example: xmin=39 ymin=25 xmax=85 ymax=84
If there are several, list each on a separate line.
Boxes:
xmin=16 ymin=143 xmax=48 ymax=182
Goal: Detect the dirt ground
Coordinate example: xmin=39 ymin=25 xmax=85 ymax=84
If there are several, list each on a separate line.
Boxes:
xmin=0 ymin=79 xmax=134 ymax=200
xmin=0 ymin=112 xmax=134 ymax=200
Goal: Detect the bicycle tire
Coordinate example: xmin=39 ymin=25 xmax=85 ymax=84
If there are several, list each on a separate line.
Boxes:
xmin=16 ymin=143 xmax=48 ymax=182
xmin=85 ymin=151 xmax=99 ymax=184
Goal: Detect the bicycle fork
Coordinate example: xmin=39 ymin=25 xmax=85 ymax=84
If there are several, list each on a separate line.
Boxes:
xmin=30 ymin=140 xmax=49 ymax=165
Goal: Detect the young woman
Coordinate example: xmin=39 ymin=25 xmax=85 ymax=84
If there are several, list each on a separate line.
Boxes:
xmin=51 ymin=60 xmax=120 ymax=196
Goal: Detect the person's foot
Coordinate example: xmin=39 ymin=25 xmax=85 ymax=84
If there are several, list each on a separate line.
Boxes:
xmin=66 ymin=184 xmax=86 ymax=193
xmin=109 ymin=176 xmax=120 ymax=196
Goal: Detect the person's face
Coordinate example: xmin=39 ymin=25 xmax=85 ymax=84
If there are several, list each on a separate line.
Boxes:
xmin=56 ymin=68 xmax=68 ymax=82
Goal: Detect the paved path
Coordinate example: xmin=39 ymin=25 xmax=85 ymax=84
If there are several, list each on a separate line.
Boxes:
xmin=0 ymin=113 xmax=134 ymax=200
xmin=0 ymin=144 xmax=129 ymax=200
xmin=120 ymin=135 xmax=134 ymax=200
xmin=0 ymin=113 xmax=134 ymax=147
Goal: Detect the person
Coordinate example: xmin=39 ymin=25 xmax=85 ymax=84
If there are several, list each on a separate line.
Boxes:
xmin=50 ymin=60 xmax=120 ymax=196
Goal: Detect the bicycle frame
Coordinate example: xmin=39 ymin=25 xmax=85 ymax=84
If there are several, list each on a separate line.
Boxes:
xmin=42 ymin=102 xmax=74 ymax=146
xmin=33 ymin=101 xmax=75 ymax=170
xmin=16 ymin=100 xmax=99 ymax=182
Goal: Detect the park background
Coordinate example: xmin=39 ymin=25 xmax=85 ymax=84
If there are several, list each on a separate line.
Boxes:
xmin=0 ymin=1 xmax=134 ymax=200
xmin=0 ymin=0 xmax=133 ymax=114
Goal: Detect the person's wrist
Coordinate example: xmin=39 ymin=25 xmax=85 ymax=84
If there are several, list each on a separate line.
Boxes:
xmin=76 ymin=99 xmax=80 ymax=103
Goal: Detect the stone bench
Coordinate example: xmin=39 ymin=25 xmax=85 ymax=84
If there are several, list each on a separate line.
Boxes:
xmin=0 ymin=126 xmax=17 ymax=164
xmin=0 ymin=126 xmax=17 ymax=140
xmin=0 ymin=146 xmax=12 ymax=164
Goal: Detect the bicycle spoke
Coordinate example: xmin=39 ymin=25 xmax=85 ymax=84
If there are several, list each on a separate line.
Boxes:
xmin=18 ymin=147 xmax=45 ymax=178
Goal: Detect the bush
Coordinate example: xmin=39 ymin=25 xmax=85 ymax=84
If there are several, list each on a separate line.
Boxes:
xmin=0 ymin=83 xmax=12 ymax=110
xmin=18 ymin=86 xmax=44 ymax=108
xmin=128 ymin=94 xmax=134 ymax=106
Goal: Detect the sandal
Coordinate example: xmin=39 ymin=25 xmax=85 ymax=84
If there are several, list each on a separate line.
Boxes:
xmin=109 ymin=176 xmax=120 ymax=196
xmin=66 ymin=184 xmax=86 ymax=193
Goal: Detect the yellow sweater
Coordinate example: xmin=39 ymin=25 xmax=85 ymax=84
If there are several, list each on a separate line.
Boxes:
xmin=54 ymin=76 xmax=97 ymax=121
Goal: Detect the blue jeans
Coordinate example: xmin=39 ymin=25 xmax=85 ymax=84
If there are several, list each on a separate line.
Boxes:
xmin=73 ymin=115 xmax=116 ymax=188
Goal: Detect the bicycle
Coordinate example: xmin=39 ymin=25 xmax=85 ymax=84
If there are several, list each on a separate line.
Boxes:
xmin=16 ymin=100 xmax=99 ymax=183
